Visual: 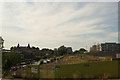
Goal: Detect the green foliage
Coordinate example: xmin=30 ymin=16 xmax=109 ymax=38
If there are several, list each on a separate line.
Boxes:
xmin=2 ymin=52 xmax=21 ymax=71
xmin=58 ymin=45 xmax=67 ymax=56
xmin=53 ymin=48 xmax=58 ymax=56
xmin=79 ymin=48 xmax=87 ymax=54
xmin=34 ymin=56 xmax=41 ymax=61
xmin=41 ymin=48 xmax=54 ymax=57
xmin=74 ymin=48 xmax=87 ymax=54
xmin=10 ymin=46 xmax=16 ymax=51
xmin=79 ymin=48 xmax=87 ymax=52
xmin=74 ymin=50 xmax=79 ymax=54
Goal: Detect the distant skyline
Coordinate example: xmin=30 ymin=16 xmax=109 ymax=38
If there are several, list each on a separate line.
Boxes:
xmin=0 ymin=2 xmax=118 ymax=50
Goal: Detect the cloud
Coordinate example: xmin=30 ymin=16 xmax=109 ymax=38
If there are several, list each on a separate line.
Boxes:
xmin=1 ymin=2 xmax=118 ymax=50
xmin=0 ymin=2 xmax=4 ymax=35
xmin=0 ymin=0 xmax=119 ymax=2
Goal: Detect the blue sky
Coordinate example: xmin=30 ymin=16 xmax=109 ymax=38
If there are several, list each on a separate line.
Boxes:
xmin=0 ymin=2 xmax=118 ymax=51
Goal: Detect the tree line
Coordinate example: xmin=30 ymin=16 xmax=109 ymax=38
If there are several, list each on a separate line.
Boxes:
xmin=2 ymin=45 xmax=87 ymax=74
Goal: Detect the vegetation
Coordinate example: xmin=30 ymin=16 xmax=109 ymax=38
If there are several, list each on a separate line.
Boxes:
xmin=74 ymin=48 xmax=87 ymax=54
xmin=2 ymin=52 xmax=21 ymax=75
xmin=55 ymin=61 xmax=119 ymax=78
xmin=3 ymin=45 xmax=88 ymax=78
xmin=58 ymin=45 xmax=67 ymax=56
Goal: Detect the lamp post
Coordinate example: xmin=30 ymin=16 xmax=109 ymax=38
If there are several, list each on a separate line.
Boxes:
xmin=0 ymin=36 xmax=4 ymax=78
xmin=0 ymin=37 xmax=4 ymax=49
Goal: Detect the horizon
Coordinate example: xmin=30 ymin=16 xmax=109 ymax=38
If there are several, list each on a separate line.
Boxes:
xmin=2 ymin=41 xmax=119 ymax=51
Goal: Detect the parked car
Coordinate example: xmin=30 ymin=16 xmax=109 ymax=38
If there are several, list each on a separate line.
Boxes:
xmin=47 ymin=59 xmax=51 ymax=63
xmin=43 ymin=60 xmax=47 ymax=64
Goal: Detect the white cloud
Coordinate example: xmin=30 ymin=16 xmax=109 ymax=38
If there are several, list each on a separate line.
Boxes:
xmin=1 ymin=2 xmax=118 ymax=50
xmin=0 ymin=2 xmax=3 ymax=35
xmin=0 ymin=0 xmax=119 ymax=2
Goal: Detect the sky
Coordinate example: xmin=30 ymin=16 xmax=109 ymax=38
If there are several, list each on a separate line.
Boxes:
xmin=0 ymin=0 xmax=119 ymax=2
xmin=0 ymin=2 xmax=119 ymax=51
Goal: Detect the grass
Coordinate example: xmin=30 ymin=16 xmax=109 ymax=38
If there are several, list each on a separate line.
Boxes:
xmin=10 ymin=65 xmax=40 ymax=79
xmin=55 ymin=61 xmax=120 ymax=78
xmin=4 ymin=55 xmax=119 ymax=79
xmin=39 ymin=64 xmax=55 ymax=78
xmin=25 ymin=65 xmax=40 ymax=78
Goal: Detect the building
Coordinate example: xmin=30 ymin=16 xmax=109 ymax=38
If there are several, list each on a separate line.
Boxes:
xmin=116 ymin=54 xmax=120 ymax=58
xmin=90 ymin=44 xmax=101 ymax=52
xmin=89 ymin=42 xmax=120 ymax=57
xmin=101 ymin=43 xmax=120 ymax=53
xmin=66 ymin=47 xmax=73 ymax=54
xmin=11 ymin=44 xmax=40 ymax=59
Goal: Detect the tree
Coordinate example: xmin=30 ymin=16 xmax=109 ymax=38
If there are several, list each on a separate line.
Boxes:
xmin=58 ymin=45 xmax=67 ymax=56
xmin=27 ymin=43 xmax=30 ymax=48
xmin=17 ymin=43 xmax=20 ymax=48
xmin=2 ymin=52 xmax=21 ymax=72
xmin=74 ymin=50 xmax=79 ymax=54
xmin=79 ymin=48 xmax=87 ymax=54
xmin=53 ymin=48 xmax=58 ymax=56
xmin=40 ymin=48 xmax=54 ymax=58
xmin=74 ymin=48 xmax=87 ymax=54
xmin=10 ymin=46 xmax=17 ymax=51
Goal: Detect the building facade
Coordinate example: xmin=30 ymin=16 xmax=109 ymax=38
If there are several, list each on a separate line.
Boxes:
xmin=89 ymin=42 xmax=120 ymax=57
xmin=11 ymin=44 xmax=40 ymax=60
xmin=101 ymin=43 xmax=120 ymax=53
xmin=90 ymin=44 xmax=101 ymax=52
xmin=66 ymin=47 xmax=73 ymax=54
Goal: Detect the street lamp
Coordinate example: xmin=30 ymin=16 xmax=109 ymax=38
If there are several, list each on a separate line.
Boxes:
xmin=0 ymin=37 xmax=4 ymax=49
xmin=0 ymin=37 xmax=4 ymax=78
